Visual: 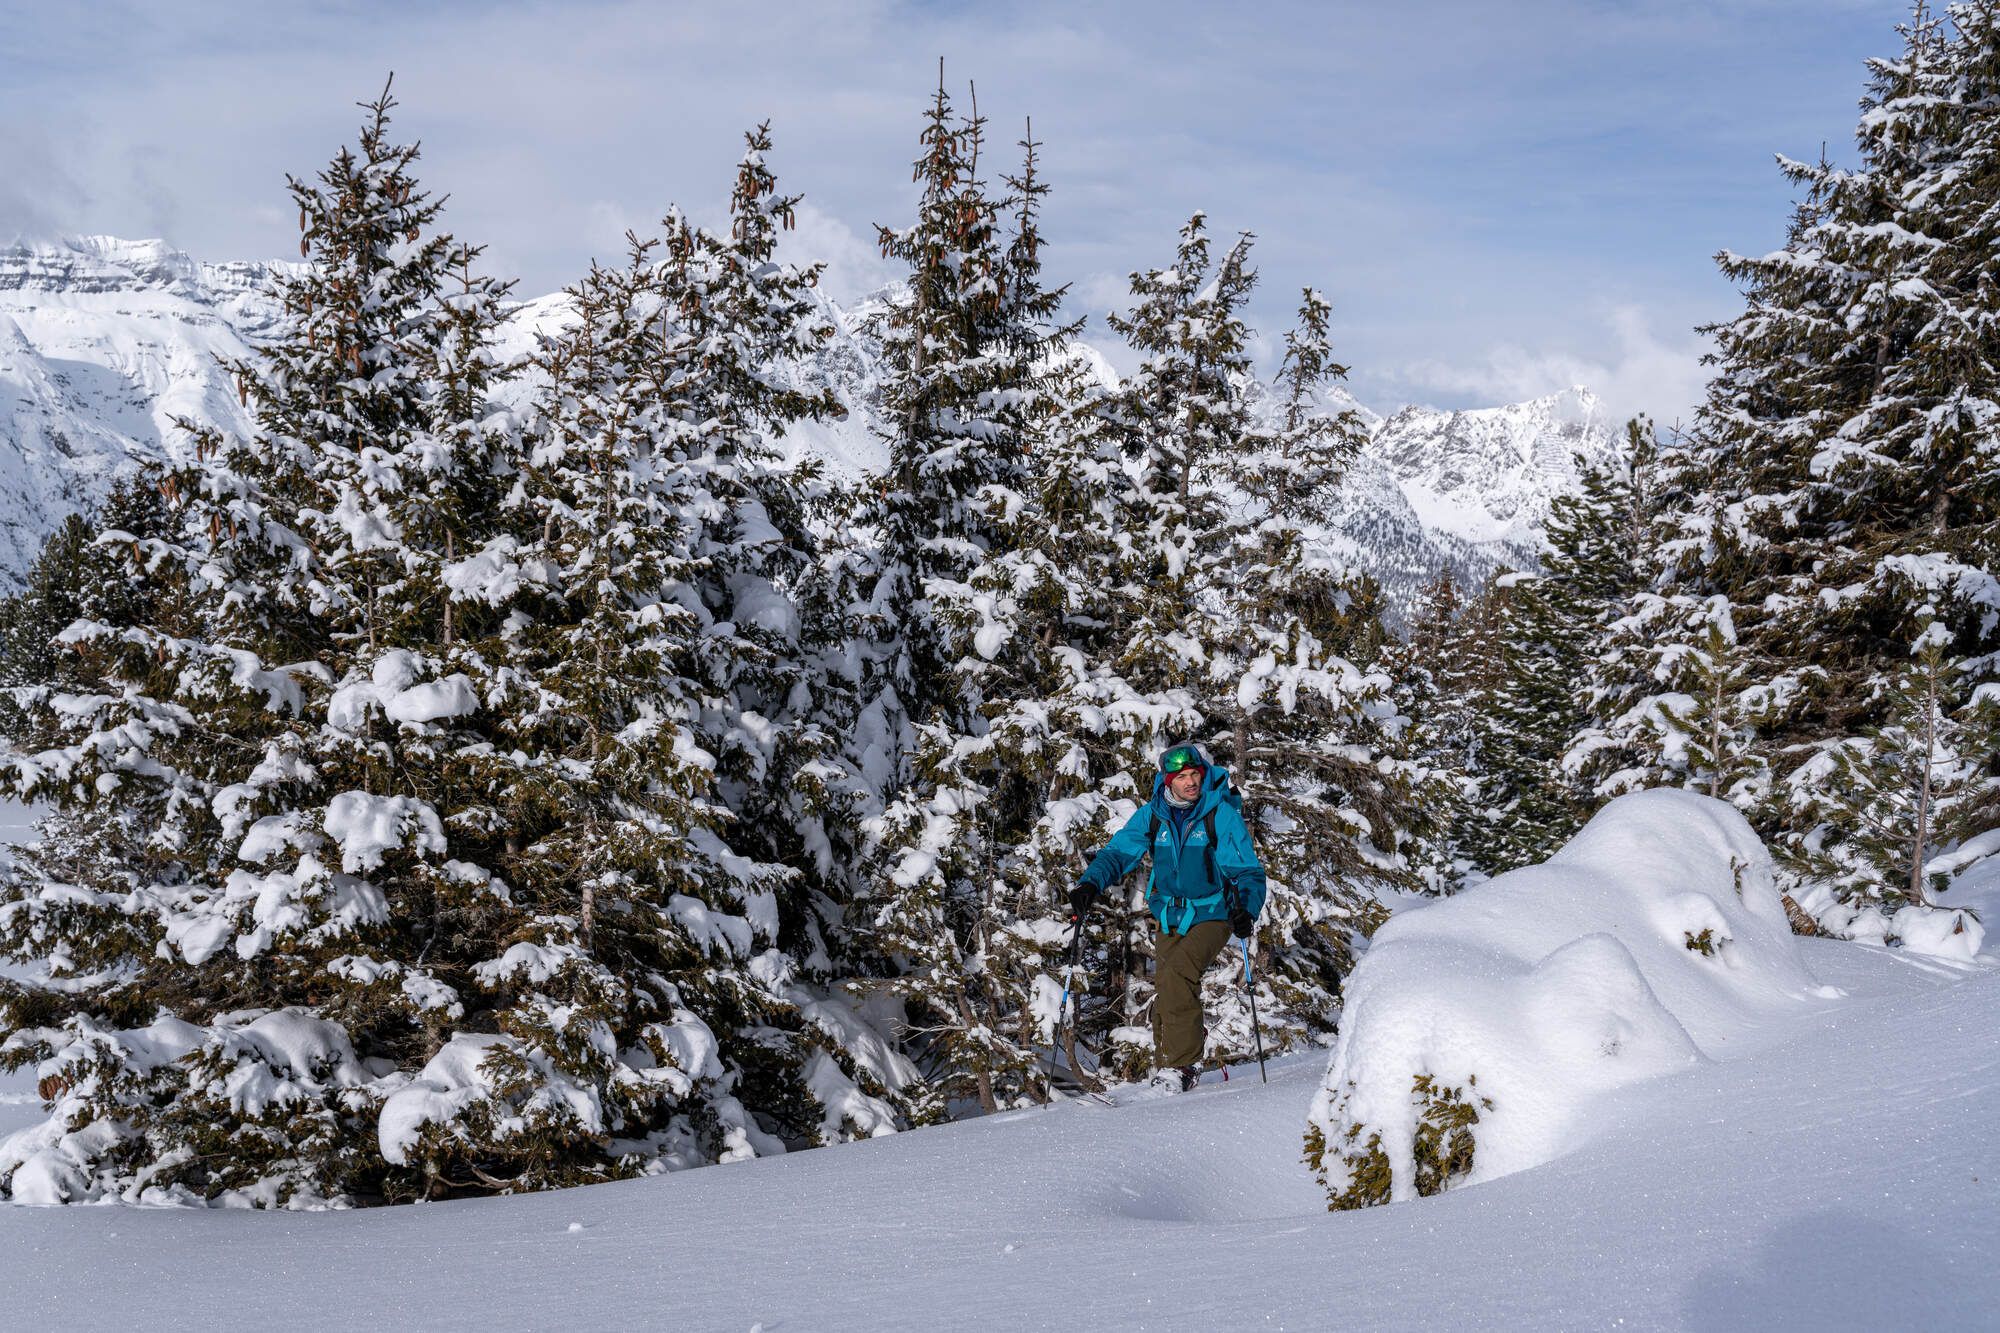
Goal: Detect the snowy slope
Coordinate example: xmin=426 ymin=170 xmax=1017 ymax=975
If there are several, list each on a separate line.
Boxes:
xmin=2 ymin=797 xmax=1995 ymax=1329
xmin=0 ymin=937 xmax=1991 ymax=1328
xmin=0 ymin=237 xmax=288 ymax=585
xmin=0 ymin=237 xmax=1617 ymax=602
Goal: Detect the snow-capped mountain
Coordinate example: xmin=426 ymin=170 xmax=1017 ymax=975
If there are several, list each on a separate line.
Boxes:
xmin=0 ymin=237 xmax=291 ymax=583
xmin=1369 ymin=386 xmax=1622 ymax=550
xmin=0 ymin=236 xmax=1622 ymax=604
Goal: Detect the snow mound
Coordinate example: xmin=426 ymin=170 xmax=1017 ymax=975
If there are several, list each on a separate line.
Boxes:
xmin=1891 ymin=904 xmax=1985 ymax=963
xmin=1307 ymin=789 xmax=1825 ymax=1208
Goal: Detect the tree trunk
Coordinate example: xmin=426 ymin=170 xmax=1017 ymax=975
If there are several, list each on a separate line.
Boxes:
xmin=1060 ymin=1022 xmax=1102 ymax=1095
xmin=442 ymin=529 xmax=455 ymax=646
xmin=1908 ymin=665 xmax=1939 ymax=908
xmin=1708 ymin=665 xmax=1725 ymax=801
xmin=957 ymin=993 xmax=999 ymax=1115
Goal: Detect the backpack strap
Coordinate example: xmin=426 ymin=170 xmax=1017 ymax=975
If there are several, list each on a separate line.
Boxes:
xmin=1203 ymin=808 xmax=1219 ymax=889
xmin=1144 ymin=808 xmax=1162 ymax=890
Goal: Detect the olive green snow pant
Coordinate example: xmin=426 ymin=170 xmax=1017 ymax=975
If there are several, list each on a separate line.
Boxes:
xmin=1152 ymin=919 xmax=1231 ymax=1068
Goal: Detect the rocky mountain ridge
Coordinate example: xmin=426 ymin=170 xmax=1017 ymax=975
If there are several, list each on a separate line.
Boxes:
xmin=0 ymin=236 xmax=1624 ymax=605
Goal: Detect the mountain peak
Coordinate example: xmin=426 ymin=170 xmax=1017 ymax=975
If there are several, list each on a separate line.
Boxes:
xmin=0 ymin=234 xmax=1619 ymax=604
xmin=1363 ymin=385 xmax=1620 ymax=551
xmin=0 ymin=235 xmax=296 ymax=311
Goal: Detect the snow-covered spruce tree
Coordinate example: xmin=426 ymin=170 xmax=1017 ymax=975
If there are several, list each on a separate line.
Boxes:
xmin=0 ymin=480 xmax=185 ymax=1019
xmin=1206 ymin=286 xmax=1438 ymax=1045
xmin=458 ymin=189 xmax=907 ymax=1190
xmin=1578 ymin=156 xmax=1888 ymax=828
xmin=0 ymin=84 xmax=530 ymax=1206
xmin=1561 ymin=418 xmax=1688 ymax=802
xmin=1650 ymin=595 xmax=1771 ymax=805
xmin=1459 ymin=571 xmax=1543 ymax=874
xmin=1466 ymin=444 xmax=1644 ymax=874
xmin=0 ymin=476 xmax=172 ymax=695
xmin=1789 ymin=613 xmax=1999 ymax=915
xmin=1764 ymin=6 xmax=2000 ymax=899
xmin=888 ymin=126 xmax=1135 ymax=1108
xmin=0 ymin=516 xmax=101 ymax=693
xmin=1563 ymin=421 xmax=1783 ymax=814
xmin=1618 ymin=6 xmax=2000 ymax=913
xmin=642 ymin=128 xmax=919 ymax=1136
xmin=1380 ymin=568 xmax=1489 ymax=892
xmin=848 ymin=98 xmax=1116 ymax=1114
xmin=854 ymin=75 xmax=1028 ymax=758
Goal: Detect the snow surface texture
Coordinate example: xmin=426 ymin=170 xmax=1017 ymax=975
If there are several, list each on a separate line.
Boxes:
xmin=1308 ymin=790 xmax=1837 ymax=1206
xmin=3 ymin=800 xmax=1998 ymax=1325
xmin=0 ymin=236 xmax=1620 ymax=604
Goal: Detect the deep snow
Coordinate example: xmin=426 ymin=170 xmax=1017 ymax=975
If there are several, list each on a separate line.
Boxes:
xmin=1 ymin=799 xmax=1996 ymax=1330
xmin=1311 ymin=791 xmax=1835 ymax=1203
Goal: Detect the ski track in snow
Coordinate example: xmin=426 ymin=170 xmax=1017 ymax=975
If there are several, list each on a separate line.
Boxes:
xmin=2 ymin=799 xmax=1997 ymax=1329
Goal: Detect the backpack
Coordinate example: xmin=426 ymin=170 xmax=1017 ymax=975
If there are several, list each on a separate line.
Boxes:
xmin=1145 ymin=788 xmax=1244 ymax=934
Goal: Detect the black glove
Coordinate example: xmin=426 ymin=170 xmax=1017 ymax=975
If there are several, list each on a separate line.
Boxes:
xmin=1228 ymin=903 xmax=1255 ymax=939
xmin=1068 ymin=884 xmax=1098 ymax=922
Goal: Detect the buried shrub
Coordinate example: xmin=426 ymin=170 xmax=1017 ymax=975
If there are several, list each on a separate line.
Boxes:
xmin=1306 ymin=1072 xmax=1491 ymax=1210
xmin=1683 ymin=928 xmax=1728 ymax=956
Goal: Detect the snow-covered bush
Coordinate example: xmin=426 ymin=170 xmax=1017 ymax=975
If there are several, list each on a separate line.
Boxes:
xmin=0 ymin=1010 xmax=378 ymax=1208
xmin=1306 ymin=789 xmax=1826 ymax=1208
xmin=1786 ymin=881 xmax=1987 ymax=963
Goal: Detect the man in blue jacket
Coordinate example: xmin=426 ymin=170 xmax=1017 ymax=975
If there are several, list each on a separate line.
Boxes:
xmin=1069 ymin=741 xmax=1266 ymax=1092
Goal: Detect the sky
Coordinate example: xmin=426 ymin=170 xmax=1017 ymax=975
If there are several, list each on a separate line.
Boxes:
xmin=0 ymin=0 xmax=1911 ymax=425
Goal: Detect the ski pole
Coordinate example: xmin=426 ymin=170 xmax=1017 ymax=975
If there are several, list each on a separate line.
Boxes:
xmin=1242 ymin=937 xmax=1268 ymax=1084
xmin=1056 ymin=915 xmax=1087 ymax=1069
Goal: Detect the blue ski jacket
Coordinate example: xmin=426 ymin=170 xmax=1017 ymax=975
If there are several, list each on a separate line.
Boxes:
xmin=1078 ymin=765 xmax=1268 ymax=935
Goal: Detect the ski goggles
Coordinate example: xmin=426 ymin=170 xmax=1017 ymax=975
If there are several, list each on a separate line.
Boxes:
xmin=1161 ymin=745 xmax=1205 ymax=774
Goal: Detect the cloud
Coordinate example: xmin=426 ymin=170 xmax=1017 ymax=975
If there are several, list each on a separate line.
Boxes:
xmin=1394 ymin=306 xmax=1714 ymax=429
xmin=0 ymin=130 xmax=89 ymax=241
xmin=780 ymin=203 xmax=897 ymax=306
xmin=0 ymin=0 xmax=1895 ymax=415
